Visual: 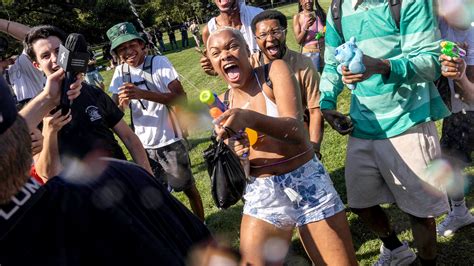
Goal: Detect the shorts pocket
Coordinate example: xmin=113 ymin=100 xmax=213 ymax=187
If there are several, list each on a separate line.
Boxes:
xmin=417 ymin=123 xmax=440 ymax=164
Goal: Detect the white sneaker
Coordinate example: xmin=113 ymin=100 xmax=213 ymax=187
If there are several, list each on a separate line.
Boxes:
xmin=437 ymin=211 xmax=474 ymax=237
xmin=374 ymin=241 xmax=417 ymax=266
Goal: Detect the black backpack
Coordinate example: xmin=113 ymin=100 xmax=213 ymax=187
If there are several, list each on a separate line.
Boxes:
xmin=331 ymin=0 xmax=402 ymax=40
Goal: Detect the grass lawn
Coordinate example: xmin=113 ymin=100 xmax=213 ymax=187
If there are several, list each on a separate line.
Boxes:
xmin=99 ymin=2 xmax=474 ymax=264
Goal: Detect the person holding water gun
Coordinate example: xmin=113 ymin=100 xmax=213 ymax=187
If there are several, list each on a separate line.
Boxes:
xmin=200 ymin=89 xmax=259 ymax=177
xmin=440 ymin=40 xmax=474 ymax=102
xmin=436 ymin=4 xmax=474 ymax=236
xmin=205 ymin=27 xmax=356 ymax=266
xmin=200 ymin=89 xmax=258 ymax=146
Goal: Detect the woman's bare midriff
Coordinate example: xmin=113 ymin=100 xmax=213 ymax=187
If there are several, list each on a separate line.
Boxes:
xmin=249 ymin=138 xmax=314 ymax=177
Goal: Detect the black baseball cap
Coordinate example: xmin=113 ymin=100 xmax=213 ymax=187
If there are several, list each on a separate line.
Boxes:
xmin=0 ymin=75 xmax=17 ymax=135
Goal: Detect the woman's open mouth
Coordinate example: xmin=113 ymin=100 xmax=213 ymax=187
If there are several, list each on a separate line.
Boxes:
xmin=223 ymin=63 xmax=240 ymax=82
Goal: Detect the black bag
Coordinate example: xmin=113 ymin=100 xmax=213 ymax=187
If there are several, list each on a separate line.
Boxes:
xmin=203 ymin=136 xmax=247 ymax=209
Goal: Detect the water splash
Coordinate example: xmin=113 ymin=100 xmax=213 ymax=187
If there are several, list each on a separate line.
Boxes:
xmin=91 ymin=180 xmax=125 ymax=209
xmin=263 ymin=237 xmax=289 ymax=263
xmin=424 ymin=159 xmax=455 ymax=190
xmin=140 ymin=186 xmax=164 ymax=209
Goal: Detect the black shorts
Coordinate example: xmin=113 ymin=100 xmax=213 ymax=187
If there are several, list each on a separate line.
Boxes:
xmin=441 ymin=111 xmax=474 ymax=164
xmin=146 ymin=140 xmax=195 ymax=192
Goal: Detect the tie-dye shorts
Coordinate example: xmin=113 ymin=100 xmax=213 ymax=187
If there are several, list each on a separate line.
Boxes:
xmin=243 ymin=156 xmax=345 ymax=228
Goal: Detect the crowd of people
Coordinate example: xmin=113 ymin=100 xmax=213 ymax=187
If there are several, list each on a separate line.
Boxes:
xmin=0 ymin=0 xmax=473 ymax=265
xmin=146 ymin=20 xmax=203 ymax=53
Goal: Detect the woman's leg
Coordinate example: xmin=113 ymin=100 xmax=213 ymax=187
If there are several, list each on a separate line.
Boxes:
xmin=240 ymin=214 xmax=293 ymax=266
xmin=298 ymin=211 xmax=357 ymax=266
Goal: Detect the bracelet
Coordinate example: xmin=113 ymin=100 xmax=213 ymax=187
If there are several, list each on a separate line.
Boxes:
xmin=315 ymin=150 xmax=322 ymax=160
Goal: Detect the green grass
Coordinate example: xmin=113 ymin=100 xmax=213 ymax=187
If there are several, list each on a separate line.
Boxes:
xmin=99 ymin=2 xmax=474 ymax=264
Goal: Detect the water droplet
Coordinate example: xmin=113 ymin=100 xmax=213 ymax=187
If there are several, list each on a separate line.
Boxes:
xmin=91 ymin=181 xmax=124 ymax=209
xmin=140 ymin=186 xmax=164 ymax=209
xmin=263 ymin=237 xmax=289 ymax=263
xmin=424 ymin=159 xmax=454 ymax=190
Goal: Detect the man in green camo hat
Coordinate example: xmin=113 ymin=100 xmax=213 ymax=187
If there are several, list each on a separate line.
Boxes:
xmin=106 ymin=22 xmax=205 ymax=222
xmin=107 ymin=22 xmax=145 ymax=52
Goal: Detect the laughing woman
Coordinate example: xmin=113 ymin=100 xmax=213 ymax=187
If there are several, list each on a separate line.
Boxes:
xmin=207 ymin=27 xmax=357 ymax=266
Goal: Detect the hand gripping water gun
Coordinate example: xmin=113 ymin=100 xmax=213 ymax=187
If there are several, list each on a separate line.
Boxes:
xmin=440 ymin=41 xmax=466 ymax=58
xmin=315 ymin=26 xmax=326 ymax=40
xmin=199 ymin=90 xmax=258 ymax=146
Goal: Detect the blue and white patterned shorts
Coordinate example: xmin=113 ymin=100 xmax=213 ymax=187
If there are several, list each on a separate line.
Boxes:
xmin=302 ymin=52 xmax=321 ymax=72
xmin=243 ymin=156 xmax=345 ymax=228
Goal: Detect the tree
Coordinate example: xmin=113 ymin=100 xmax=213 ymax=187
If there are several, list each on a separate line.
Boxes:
xmin=0 ymin=0 xmax=134 ymax=45
xmin=0 ymin=0 xmax=214 ymax=52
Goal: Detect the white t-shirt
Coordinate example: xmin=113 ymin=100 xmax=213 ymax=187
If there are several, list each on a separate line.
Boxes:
xmin=109 ymin=56 xmax=182 ymax=149
xmin=439 ymin=18 xmax=474 ymax=113
xmin=8 ymin=51 xmax=45 ymax=102
xmin=207 ymin=1 xmax=262 ymax=53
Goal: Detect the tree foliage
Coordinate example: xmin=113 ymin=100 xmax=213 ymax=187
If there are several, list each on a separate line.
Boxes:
xmin=0 ymin=0 xmax=216 ymax=49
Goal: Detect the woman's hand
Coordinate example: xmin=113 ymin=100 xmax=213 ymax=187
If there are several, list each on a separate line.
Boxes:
xmin=213 ymin=108 xmax=251 ymax=159
xmin=213 ymin=108 xmax=250 ymax=141
xmin=226 ymin=133 xmax=250 ymax=159
xmin=305 ymin=13 xmax=316 ymax=30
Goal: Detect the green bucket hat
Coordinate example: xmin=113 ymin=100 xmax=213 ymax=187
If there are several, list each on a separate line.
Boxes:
xmin=107 ymin=22 xmax=145 ymax=51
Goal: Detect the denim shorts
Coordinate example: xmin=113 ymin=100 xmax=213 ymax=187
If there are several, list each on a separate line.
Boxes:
xmin=243 ymin=156 xmax=345 ymax=228
xmin=85 ymin=70 xmax=104 ymax=88
xmin=302 ymin=52 xmax=321 ymax=72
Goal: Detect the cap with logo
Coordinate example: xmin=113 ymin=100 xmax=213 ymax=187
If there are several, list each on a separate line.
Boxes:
xmin=0 ymin=75 xmax=17 ymax=135
xmin=106 ymin=22 xmax=145 ymax=51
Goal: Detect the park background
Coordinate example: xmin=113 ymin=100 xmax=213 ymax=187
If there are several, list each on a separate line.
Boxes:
xmin=1 ymin=0 xmax=473 ymax=265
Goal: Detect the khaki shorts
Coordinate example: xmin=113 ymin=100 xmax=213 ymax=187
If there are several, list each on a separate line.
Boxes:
xmin=345 ymin=122 xmax=449 ymax=218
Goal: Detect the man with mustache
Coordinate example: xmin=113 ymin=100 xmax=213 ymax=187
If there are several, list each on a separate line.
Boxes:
xmin=250 ymin=10 xmax=324 ymax=159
